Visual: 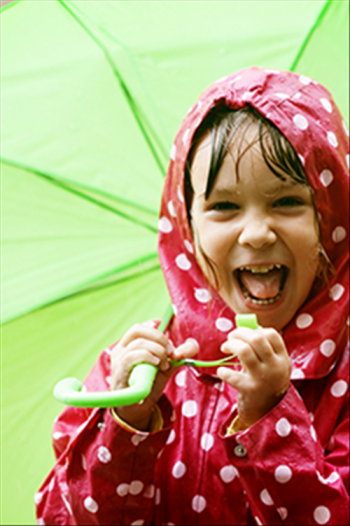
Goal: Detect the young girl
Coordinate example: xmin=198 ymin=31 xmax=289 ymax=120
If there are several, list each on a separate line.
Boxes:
xmin=36 ymin=67 xmax=349 ymax=525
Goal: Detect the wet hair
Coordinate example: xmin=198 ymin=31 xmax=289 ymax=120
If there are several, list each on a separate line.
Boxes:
xmin=184 ymin=104 xmax=310 ymax=219
xmin=184 ymin=104 xmax=332 ymax=287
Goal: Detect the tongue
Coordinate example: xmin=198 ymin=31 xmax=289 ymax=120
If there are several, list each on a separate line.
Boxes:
xmin=239 ymin=269 xmax=283 ymax=300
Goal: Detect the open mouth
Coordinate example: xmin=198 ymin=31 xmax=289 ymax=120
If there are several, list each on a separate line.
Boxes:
xmin=235 ymin=264 xmax=288 ymax=305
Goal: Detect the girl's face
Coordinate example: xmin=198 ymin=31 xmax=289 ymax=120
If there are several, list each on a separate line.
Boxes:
xmin=190 ymin=124 xmax=320 ymax=331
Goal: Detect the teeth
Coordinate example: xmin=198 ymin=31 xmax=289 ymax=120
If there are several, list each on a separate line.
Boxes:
xmin=239 ymin=264 xmax=282 ymax=274
xmin=242 ymin=288 xmax=283 ymax=305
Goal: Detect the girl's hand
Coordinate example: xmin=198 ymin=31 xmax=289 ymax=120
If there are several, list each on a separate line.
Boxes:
xmin=217 ymin=327 xmax=291 ymax=428
xmin=110 ymin=324 xmax=198 ymax=431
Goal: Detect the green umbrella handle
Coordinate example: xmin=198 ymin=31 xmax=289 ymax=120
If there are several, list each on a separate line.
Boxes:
xmin=53 ymin=310 xmax=259 ymax=408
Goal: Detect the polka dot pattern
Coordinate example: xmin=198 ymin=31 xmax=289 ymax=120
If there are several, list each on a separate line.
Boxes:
xmin=220 ymin=465 xmax=238 ymax=483
xmin=320 ymin=339 xmax=336 ymax=357
xmin=293 ymin=114 xmax=308 ymax=130
xmin=260 ymin=489 xmax=274 ymax=506
xmin=175 ymin=254 xmax=191 ymax=270
xmin=329 ymin=283 xmax=345 ymax=301
xmin=327 ymin=131 xmax=338 ymax=147
xmin=194 ymin=288 xmax=211 ymax=303
xmin=215 ymin=317 xmax=233 ymax=332
xmin=172 ymin=460 xmax=186 ymax=479
xmin=200 ymin=433 xmax=214 ymax=451
xmin=181 ymin=400 xmax=198 ymax=418
xmin=192 ymin=495 xmax=207 ymax=513
xmin=84 ymin=497 xmax=98 ymax=514
xmin=330 ymin=380 xmax=347 ymax=397
xmin=320 ymin=169 xmax=333 ymax=187
xmin=296 ymin=313 xmax=313 ymax=329
xmin=158 ymin=217 xmax=173 ymax=233
xmin=332 ymin=226 xmax=347 ymax=243
xmin=275 ymin=418 xmax=292 ymax=437
xmin=314 ymin=506 xmax=331 ymax=524
xmin=97 ymin=446 xmax=111 ymax=464
xmin=275 ymin=465 xmax=292 ymax=483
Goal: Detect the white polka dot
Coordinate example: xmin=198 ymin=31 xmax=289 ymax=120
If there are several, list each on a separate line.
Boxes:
xmin=327 ymin=131 xmax=338 ymax=147
xmin=346 ymin=154 xmax=349 ymax=169
xmin=277 ymin=507 xmax=288 ymax=520
xmin=182 ymin=128 xmax=190 ymax=146
xmin=116 ymin=483 xmax=129 ymax=497
xmin=34 ymin=492 xmax=43 ymax=505
xmin=200 ymin=433 xmax=214 ymax=451
xmin=293 ymin=114 xmax=309 ymax=130
xmin=194 ymin=288 xmax=211 ymax=303
xmin=53 ymin=431 xmax=64 ymax=441
xmin=254 ymin=517 xmax=263 ymax=526
xmin=83 ymin=496 xmax=98 ymax=514
xmin=143 ymin=484 xmax=155 ymax=498
xmin=320 ymin=169 xmax=333 ymax=187
xmin=309 ymin=411 xmax=315 ymax=422
xmin=332 ymin=226 xmax=347 ymax=243
xmin=177 ymin=185 xmax=184 ymax=203
xmin=329 ymin=283 xmax=345 ymax=301
xmin=220 ymin=465 xmax=239 ymax=483
xmin=330 ymin=380 xmax=347 ymax=397
xmin=172 ymin=460 xmax=186 ymax=479
xmin=158 ymin=217 xmax=173 ymax=233
xmin=167 ymin=200 xmax=176 ymax=217
xmin=320 ymin=339 xmax=336 ymax=357
xmin=192 ymin=495 xmax=207 ymax=513
xmin=260 ymin=488 xmax=274 ymax=506
xmin=275 ymin=465 xmax=292 ymax=483
xmin=293 ymin=92 xmax=302 ymax=99
xmin=170 ymin=144 xmax=176 ymax=161
xmin=275 ymin=93 xmax=289 ymax=99
xmin=296 ymin=313 xmax=313 ymax=329
xmin=131 ymin=434 xmax=148 ymax=446
xmin=142 ymin=320 xmax=156 ymax=328
xmin=97 ymin=446 xmax=111 ymax=463
xmin=342 ymin=120 xmax=349 ymax=136
xmin=276 ymin=418 xmax=292 ymax=437
xmin=327 ymin=471 xmax=340 ymax=484
xmin=314 ymin=505 xmax=331 ymax=524
xmin=166 ymin=429 xmax=176 ymax=444
xmin=298 ymin=153 xmax=305 ymax=165
xmin=320 ymin=98 xmax=332 ymax=113
xmin=291 ymin=368 xmax=305 ymax=379
xmin=37 ymin=519 xmax=45 ymax=526
xmin=182 ymin=400 xmax=198 ymax=418
xmin=172 ymin=303 xmax=178 ymax=316
xmin=175 ymin=253 xmax=191 ymax=270
xmin=175 ymin=369 xmax=187 ymax=387
xmin=131 ymin=521 xmax=144 ymax=526
xmin=215 ymin=317 xmax=234 ymax=332
xmin=184 ymin=239 xmax=194 ymax=253
xmin=48 ymin=477 xmax=55 ymax=492
xmin=155 ymin=488 xmax=161 ymax=505
xmin=129 ymin=480 xmax=144 ymax=496
xmin=299 ymin=75 xmax=312 ymax=85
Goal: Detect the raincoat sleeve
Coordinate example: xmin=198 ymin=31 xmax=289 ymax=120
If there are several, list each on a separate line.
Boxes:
xmin=221 ymin=354 xmax=349 ymax=526
xmin=35 ymin=348 xmax=174 ymax=526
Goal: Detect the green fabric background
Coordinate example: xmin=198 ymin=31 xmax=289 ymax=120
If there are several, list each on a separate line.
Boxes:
xmin=1 ymin=1 xmax=348 ymax=524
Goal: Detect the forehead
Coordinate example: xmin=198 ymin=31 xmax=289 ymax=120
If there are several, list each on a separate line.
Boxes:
xmin=190 ymin=123 xmax=296 ymax=195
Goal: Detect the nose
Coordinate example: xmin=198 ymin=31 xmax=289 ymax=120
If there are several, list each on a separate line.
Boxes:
xmin=238 ymin=214 xmax=277 ymax=249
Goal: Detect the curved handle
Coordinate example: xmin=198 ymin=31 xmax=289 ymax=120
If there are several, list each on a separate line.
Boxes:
xmin=53 ymin=363 xmax=158 ymax=408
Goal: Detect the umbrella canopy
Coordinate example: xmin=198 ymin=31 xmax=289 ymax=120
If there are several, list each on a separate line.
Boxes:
xmin=1 ymin=1 xmax=348 ymax=524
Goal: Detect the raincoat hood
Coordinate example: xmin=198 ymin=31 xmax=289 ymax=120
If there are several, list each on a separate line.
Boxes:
xmin=158 ymin=67 xmax=349 ymax=380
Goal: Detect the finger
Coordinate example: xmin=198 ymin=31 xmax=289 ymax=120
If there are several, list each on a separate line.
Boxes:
xmin=221 ymin=339 xmax=261 ymax=371
xmin=173 ymin=339 xmax=199 ymax=360
xmin=217 ymin=367 xmax=244 ymax=390
xmin=260 ymin=328 xmax=287 ymax=355
xmin=126 ymin=338 xmax=170 ymax=357
xmin=227 ymin=328 xmax=276 ymax=363
xmin=119 ymin=324 xmax=170 ymax=349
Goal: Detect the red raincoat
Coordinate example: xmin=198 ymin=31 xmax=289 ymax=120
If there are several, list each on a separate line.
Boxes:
xmin=36 ymin=68 xmax=349 ymax=525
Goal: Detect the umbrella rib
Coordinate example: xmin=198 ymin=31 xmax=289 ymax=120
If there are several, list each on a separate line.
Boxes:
xmin=290 ymin=0 xmax=331 ymax=71
xmin=58 ymin=0 xmax=168 ymax=178
xmin=1 ymin=158 xmax=159 ymax=234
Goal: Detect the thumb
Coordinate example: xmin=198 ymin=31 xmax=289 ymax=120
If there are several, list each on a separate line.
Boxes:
xmin=173 ymin=339 xmax=199 ymax=360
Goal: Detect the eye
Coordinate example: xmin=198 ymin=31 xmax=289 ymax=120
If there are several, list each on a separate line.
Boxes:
xmin=211 ymin=201 xmax=239 ymax=211
xmin=273 ymin=196 xmax=304 ymax=208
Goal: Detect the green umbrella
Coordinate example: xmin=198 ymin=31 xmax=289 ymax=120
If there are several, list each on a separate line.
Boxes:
xmin=1 ymin=1 xmax=348 ymax=524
